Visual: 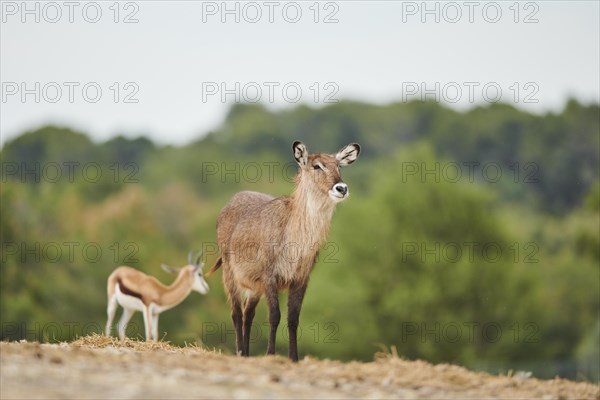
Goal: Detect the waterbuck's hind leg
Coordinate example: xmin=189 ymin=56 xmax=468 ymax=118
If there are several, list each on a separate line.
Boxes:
xmin=231 ymin=298 xmax=243 ymax=355
xmin=287 ymin=282 xmax=308 ymax=362
xmin=265 ymin=285 xmax=281 ymax=355
xmin=223 ymin=264 xmax=244 ymax=355
xmin=242 ymin=294 xmax=261 ymax=356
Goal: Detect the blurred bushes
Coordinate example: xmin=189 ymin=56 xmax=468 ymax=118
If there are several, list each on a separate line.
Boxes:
xmin=1 ymin=99 xmax=598 ymax=381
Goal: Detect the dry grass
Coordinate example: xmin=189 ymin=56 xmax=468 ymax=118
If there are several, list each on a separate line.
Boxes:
xmin=2 ymin=337 xmax=599 ymax=399
xmin=71 ymin=333 xmax=210 ymax=354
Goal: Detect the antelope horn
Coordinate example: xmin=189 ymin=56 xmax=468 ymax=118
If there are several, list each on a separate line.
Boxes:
xmin=161 ymin=264 xmax=181 ymax=274
xmin=188 ymin=250 xmax=195 ymax=266
xmin=194 ymin=251 xmax=203 ymax=267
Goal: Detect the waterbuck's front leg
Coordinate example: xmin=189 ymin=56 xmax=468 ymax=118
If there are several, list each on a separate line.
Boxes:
xmin=242 ymin=294 xmax=261 ymax=356
xmin=265 ymin=285 xmax=281 ymax=355
xmin=287 ymin=282 xmax=308 ymax=362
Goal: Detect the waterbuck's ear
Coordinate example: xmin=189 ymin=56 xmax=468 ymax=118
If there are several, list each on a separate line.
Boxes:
xmin=336 ymin=143 xmax=361 ymax=166
xmin=292 ymin=141 xmax=308 ymax=168
xmin=161 ymin=264 xmax=180 ymax=274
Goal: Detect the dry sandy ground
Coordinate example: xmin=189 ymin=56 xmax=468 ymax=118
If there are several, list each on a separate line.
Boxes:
xmin=1 ymin=336 xmax=598 ymax=399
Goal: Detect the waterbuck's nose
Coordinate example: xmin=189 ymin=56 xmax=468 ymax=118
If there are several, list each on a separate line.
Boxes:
xmin=334 ymin=183 xmax=348 ymax=196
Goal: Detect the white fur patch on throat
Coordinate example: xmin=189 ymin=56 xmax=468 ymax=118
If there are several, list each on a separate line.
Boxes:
xmin=328 ymin=190 xmax=347 ymax=202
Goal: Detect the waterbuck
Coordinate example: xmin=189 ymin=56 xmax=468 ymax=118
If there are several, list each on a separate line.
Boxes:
xmin=207 ymin=141 xmax=360 ymax=361
xmin=106 ymin=251 xmax=209 ymax=341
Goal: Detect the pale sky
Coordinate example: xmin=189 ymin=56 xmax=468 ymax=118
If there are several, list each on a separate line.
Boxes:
xmin=1 ymin=1 xmax=599 ymax=146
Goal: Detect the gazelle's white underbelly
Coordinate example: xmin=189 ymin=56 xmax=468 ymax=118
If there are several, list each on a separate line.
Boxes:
xmin=114 ymin=285 xmax=169 ymax=315
xmin=152 ymin=304 xmax=171 ymax=314
xmin=115 ymin=284 xmax=145 ymax=311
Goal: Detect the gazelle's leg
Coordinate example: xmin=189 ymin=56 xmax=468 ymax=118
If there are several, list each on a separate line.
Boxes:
xmin=118 ymin=308 xmax=134 ymax=340
xmin=143 ymin=306 xmax=152 ymax=341
xmin=152 ymin=313 xmax=159 ymax=341
xmin=106 ymin=294 xmax=118 ymax=336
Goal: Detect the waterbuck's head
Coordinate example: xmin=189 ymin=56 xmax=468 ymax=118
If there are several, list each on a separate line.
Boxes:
xmin=293 ymin=141 xmax=361 ymax=203
xmin=161 ymin=250 xmax=209 ymax=295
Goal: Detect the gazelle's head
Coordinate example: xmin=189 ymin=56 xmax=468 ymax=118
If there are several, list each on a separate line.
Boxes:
xmin=293 ymin=141 xmax=361 ymax=203
xmin=161 ymin=251 xmax=209 ymax=295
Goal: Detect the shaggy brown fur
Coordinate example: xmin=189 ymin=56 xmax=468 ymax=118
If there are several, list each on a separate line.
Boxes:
xmin=208 ymin=141 xmax=360 ymax=361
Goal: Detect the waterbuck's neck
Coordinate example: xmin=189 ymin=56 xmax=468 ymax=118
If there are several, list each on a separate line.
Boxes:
xmin=287 ymin=174 xmax=337 ymax=249
xmin=157 ymin=270 xmax=193 ymax=308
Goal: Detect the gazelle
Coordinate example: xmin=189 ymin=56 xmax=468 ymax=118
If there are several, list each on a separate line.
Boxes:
xmin=106 ymin=251 xmax=209 ymax=341
xmin=207 ymin=141 xmax=360 ymax=361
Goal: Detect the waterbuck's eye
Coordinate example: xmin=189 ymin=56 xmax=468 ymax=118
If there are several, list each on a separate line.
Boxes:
xmin=313 ymin=164 xmax=322 ymax=171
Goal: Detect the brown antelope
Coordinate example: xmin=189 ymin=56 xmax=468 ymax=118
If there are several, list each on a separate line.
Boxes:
xmin=106 ymin=251 xmax=209 ymax=341
xmin=207 ymin=141 xmax=360 ymax=361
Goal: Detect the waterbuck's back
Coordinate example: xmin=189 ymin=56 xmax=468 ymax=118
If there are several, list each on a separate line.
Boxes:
xmin=217 ymin=190 xmax=301 ymax=289
xmin=217 ymin=191 xmax=279 ymax=250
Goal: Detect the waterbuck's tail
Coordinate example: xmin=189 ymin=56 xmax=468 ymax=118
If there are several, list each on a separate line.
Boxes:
xmin=206 ymin=257 xmax=223 ymax=277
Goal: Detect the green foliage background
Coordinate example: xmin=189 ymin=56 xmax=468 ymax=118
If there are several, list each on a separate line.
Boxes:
xmin=1 ymin=100 xmax=598 ymax=382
